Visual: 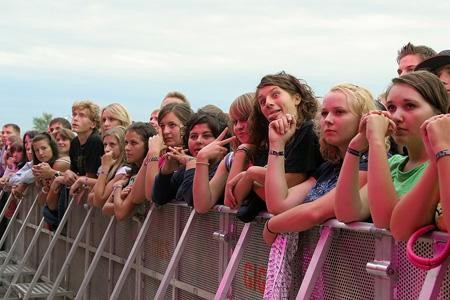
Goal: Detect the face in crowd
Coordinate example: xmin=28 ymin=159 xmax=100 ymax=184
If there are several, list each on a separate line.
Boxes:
xmin=257 ymin=85 xmax=300 ymax=122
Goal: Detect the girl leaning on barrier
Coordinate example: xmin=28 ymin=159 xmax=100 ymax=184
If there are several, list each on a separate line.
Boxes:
xmin=262 ymin=83 xmax=375 ymax=299
xmin=91 ymin=126 xmax=128 ymax=208
xmin=334 ymin=71 xmax=449 ymax=232
xmin=390 ymin=114 xmax=450 ymax=240
xmin=226 ymin=72 xmax=324 ymax=222
xmin=128 ymin=102 xmax=193 ymax=208
xmin=193 ymin=93 xmax=254 ymax=213
xmin=152 ymin=110 xmax=230 ymax=207
xmin=102 ymin=122 xmax=157 ymax=220
xmin=6 ymin=130 xmax=38 ymax=199
xmin=30 ymin=133 xmax=71 ymax=229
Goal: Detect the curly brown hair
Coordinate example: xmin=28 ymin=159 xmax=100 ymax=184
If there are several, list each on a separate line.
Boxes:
xmin=249 ymin=72 xmax=318 ymax=148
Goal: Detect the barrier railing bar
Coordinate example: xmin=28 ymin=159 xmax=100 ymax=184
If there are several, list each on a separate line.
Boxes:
xmin=214 ymin=222 xmax=252 ymax=300
xmin=3 ymin=218 xmax=45 ymax=299
xmin=154 ymin=209 xmax=196 ymax=300
xmin=0 ymin=190 xmax=12 ymax=224
xmin=0 ymin=195 xmax=25 ymax=250
xmin=48 ymin=207 xmax=94 ymax=299
xmin=22 ymin=197 xmax=76 ymax=300
xmin=0 ymin=193 xmax=39 ymax=275
xmin=418 ymin=260 xmax=450 ymax=300
xmin=109 ymin=204 xmax=155 ymax=300
xmin=321 ymin=219 xmax=391 ymax=236
xmin=74 ymin=215 xmax=115 ymax=300
xmin=296 ymin=226 xmax=333 ymax=300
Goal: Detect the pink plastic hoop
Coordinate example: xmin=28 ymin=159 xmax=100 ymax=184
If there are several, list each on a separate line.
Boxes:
xmin=406 ymin=224 xmax=450 ymax=270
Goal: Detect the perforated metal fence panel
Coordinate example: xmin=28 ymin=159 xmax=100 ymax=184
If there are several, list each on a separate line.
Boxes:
xmin=6 ymin=194 xmax=450 ymax=300
xmin=314 ymin=228 xmax=376 ymax=300
xmin=232 ymin=219 xmax=270 ymax=299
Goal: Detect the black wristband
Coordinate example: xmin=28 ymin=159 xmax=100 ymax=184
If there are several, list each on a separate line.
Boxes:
xmin=347 ymin=147 xmax=361 ymax=157
xmin=269 ymin=149 xmax=284 ymax=156
xmin=266 ymin=219 xmax=276 ymax=234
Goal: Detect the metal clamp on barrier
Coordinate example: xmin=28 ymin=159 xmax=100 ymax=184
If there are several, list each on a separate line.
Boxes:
xmin=213 ymin=230 xmax=229 ymax=242
xmin=366 ymin=260 xmax=395 ymax=278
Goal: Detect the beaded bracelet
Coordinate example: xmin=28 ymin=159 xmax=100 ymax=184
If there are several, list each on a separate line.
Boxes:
xmin=436 ymin=149 xmax=450 ymax=161
xmin=347 ymin=147 xmax=361 ymax=157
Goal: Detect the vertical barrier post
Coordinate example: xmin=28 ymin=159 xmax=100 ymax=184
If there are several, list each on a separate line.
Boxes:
xmin=214 ymin=222 xmax=252 ymax=300
xmin=74 ymin=216 xmax=115 ymax=300
xmin=296 ymin=226 xmax=333 ymax=300
xmin=109 ymin=204 xmax=155 ymax=300
xmin=418 ymin=236 xmax=450 ymax=300
xmin=154 ymin=210 xmax=196 ymax=300
xmin=372 ymin=231 xmax=395 ymax=300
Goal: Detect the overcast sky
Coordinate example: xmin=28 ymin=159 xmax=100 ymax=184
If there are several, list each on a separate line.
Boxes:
xmin=1 ymin=0 xmax=449 ymax=132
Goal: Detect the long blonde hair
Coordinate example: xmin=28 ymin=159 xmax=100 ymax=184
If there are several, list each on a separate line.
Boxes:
xmin=318 ymin=83 xmax=375 ymax=163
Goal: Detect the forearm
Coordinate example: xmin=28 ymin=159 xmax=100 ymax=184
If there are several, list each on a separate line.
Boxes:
xmin=144 ymin=160 xmax=159 ymax=201
xmin=46 ymin=180 xmax=63 ymax=210
xmin=438 ymin=157 xmax=450 ymax=233
xmin=335 ymin=152 xmax=369 ymax=222
xmin=193 ymin=163 xmax=213 ymax=213
xmin=368 ymin=141 xmax=398 ymax=228
xmin=269 ymin=193 xmax=335 ymax=233
xmin=102 ymin=202 xmax=115 ymax=216
xmin=92 ymin=171 xmax=109 ymax=207
xmin=228 ymin=151 xmax=250 ymax=181
xmin=113 ymin=187 xmax=133 ymax=220
xmin=265 ymin=154 xmax=288 ymax=213
xmin=233 ymin=174 xmax=254 ymax=206
xmin=390 ymin=164 xmax=439 ymax=240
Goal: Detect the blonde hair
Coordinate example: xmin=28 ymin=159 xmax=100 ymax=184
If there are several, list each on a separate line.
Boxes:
xmin=72 ymin=100 xmax=101 ymax=130
xmin=318 ymin=83 xmax=375 ymax=163
xmin=102 ymin=126 xmax=127 ymax=181
xmin=101 ymin=103 xmax=132 ymax=135
xmin=229 ymin=92 xmax=255 ymax=148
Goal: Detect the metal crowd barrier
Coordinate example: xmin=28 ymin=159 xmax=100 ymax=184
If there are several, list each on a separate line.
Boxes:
xmin=2 ymin=188 xmax=450 ymax=299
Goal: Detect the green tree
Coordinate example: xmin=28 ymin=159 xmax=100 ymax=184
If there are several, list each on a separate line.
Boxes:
xmin=33 ymin=112 xmax=53 ymax=132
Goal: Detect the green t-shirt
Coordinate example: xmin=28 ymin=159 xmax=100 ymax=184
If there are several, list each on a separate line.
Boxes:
xmin=388 ymin=154 xmax=428 ymax=196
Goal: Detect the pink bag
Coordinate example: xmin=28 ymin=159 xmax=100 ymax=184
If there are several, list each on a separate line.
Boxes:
xmin=406 ymin=224 xmax=450 ymax=270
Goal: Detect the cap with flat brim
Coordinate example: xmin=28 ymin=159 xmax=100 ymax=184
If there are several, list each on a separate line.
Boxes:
xmin=415 ymin=50 xmax=450 ymax=72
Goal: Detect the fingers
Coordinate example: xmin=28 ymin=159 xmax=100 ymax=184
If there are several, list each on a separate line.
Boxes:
xmin=218 ymin=136 xmax=236 ymax=146
xmin=216 ymin=127 xmax=228 ymax=141
xmin=269 ymin=115 xmax=291 ymax=135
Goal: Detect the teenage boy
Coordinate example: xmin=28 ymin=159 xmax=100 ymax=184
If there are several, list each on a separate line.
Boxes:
xmin=44 ymin=101 xmax=104 ymax=229
xmin=48 ymin=117 xmax=72 ymax=137
xmin=64 ymin=100 xmax=104 ymax=184
xmin=396 ymin=42 xmax=436 ymax=76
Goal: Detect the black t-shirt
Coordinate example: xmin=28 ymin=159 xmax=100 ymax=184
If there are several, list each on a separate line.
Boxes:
xmin=69 ymin=130 xmax=104 ymax=176
xmin=153 ymin=161 xmax=220 ymax=206
xmin=253 ymin=120 xmax=324 ymax=175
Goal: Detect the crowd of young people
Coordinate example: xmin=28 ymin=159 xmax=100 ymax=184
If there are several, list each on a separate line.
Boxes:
xmin=0 ymin=42 xmax=449 ymax=296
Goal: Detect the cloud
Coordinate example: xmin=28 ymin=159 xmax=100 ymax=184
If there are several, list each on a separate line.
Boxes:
xmin=1 ymin=0 xmax=449 ymax=130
